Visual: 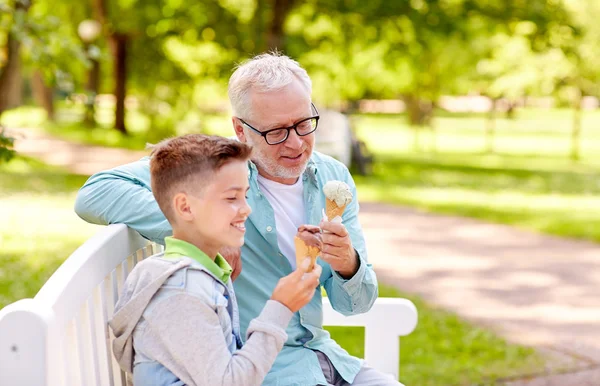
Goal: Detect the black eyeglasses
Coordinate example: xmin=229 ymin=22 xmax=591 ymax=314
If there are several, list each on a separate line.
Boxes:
xmin=239 ymin=103 xmax=320 ymax=145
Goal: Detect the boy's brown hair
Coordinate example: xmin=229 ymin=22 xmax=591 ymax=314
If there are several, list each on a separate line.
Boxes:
xmin=150 ymin=134 xmax=252 ymax=223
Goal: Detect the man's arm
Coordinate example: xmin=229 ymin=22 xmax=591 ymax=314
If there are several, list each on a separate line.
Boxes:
xmin=74 ymin=158 xmax=172 ymax=244
xmin=75 ymin=158 xmax=244 ymax=279
xmin=321 ymin=172 xmax=378 ymax=316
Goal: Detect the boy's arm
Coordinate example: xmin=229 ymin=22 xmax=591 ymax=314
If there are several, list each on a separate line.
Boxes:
xmin=74 ymin=158 xmax=172 ymax=244
xmin=322 ymin=172 xmax=378 ymax=316
xmin=145 ymin=294 xmax=292 ymax=386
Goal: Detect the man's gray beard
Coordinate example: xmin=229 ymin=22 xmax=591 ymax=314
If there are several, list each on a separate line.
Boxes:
xmin=252 ymin=153 xmax=308 ymax=181
xmin=246 ymin=133 xmax=309 ymax=181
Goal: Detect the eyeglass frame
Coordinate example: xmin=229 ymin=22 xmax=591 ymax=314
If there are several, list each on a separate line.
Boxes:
xmin=237 ymin=103 xmax=320 ymax=145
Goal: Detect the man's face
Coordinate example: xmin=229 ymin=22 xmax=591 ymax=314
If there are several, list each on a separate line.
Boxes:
xmin=233 ymin=79 xmax=315 ymax=185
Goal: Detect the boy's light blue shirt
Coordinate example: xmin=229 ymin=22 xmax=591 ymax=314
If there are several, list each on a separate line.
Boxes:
xmin=75 ymin=151 xmax=378 ymax=386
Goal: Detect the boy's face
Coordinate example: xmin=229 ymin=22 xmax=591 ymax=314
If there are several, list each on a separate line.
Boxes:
xmin=177 ymin=160 xmax=251 ymax=253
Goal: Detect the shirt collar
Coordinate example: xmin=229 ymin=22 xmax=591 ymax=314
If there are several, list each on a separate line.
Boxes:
xmin=163 ymin=237 xmax=232 ymax=283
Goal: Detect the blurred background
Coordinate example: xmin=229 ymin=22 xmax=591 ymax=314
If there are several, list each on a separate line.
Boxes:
xmin=2 ymin=0 xmax=600 ymax=385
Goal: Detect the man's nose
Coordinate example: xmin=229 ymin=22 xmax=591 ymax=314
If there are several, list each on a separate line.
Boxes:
xmin=284 ymin=128 xmax=303 ymax=149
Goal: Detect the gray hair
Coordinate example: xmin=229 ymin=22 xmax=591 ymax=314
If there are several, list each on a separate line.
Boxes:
xmin=228 ymin=52 xmax=312 ymax=120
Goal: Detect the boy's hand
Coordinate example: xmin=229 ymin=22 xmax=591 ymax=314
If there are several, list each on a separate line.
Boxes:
xmin=219 ymin=246 xmax=242 ymax=281
xmin=271 ymin=259 xmax=322 ymax=313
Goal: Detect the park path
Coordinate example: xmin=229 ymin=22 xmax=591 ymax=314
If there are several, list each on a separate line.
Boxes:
xmin=360 ymin=202 xmax=600 ymax=385
xmin=8 ymin=128 xmax=149 ymax=175
xmin=8 ymin=127 xmax=600 ymax=384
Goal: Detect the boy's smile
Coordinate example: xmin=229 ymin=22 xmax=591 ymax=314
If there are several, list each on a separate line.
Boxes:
xmin=231 ymin=220 xmax=247 ymax=233
xmin=172 ymin=160 xmax=252 ymax=259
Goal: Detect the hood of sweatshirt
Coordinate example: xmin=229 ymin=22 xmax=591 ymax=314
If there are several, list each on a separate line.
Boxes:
xmin=108 ymin=256 xmax=191 ymax=373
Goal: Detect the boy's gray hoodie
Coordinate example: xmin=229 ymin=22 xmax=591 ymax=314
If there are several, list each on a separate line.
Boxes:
xmin=108 ymin=255 xmax=293 ymax=386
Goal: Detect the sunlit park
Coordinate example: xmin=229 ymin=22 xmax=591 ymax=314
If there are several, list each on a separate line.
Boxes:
xmin=2 ymin=0 xmax=600 ymax=385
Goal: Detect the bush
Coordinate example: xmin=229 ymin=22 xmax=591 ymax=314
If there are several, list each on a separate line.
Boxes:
xmin=0 ymin=126 xmax=16 ymax=163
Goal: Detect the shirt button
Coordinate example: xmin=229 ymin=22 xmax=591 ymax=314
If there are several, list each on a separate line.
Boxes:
xmin=266 ymin=226 xmax=273 ymax=232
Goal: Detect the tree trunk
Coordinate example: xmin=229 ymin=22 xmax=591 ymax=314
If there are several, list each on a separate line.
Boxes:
xmin=0 ymin=34 xmax=23 ymax=115
xmin=571 ymin=89 xmax=582 ymax=161
xmin=87 ymin=57 xmax=100 ymax=95
xmin=486 ymin=98 xmax=496 ymax=154
xmin=505 ymin=99 xmax=517 ymax=119
xmin=92 ymin=0 xmax=108 ymax=25
xmin=267 ymin=0 xmax=295 ymax=51
xmin=255 ymin=0 xmax=268 ymax=52
xmin=404 ymin=94 xmax=433 ymax=126
xmin=0 ymin=0 xmax=32 ymax=116
xmin=83 ymin=46 xmax=101 ymax=127
xmin=31 ymin=71 xmax=55 ymax=121
xmin=110 ymin=34 xmax=128 ymax=134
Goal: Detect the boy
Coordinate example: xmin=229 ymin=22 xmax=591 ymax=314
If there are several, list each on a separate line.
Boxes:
xmin=109 ymin=134 xmax=322 ymax=386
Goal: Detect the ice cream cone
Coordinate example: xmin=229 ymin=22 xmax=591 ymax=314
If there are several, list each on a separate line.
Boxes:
xmin=325 ymin=198 xmax=347 ymax=222
xmin=294 ymin=236 xmax=320 ymax=272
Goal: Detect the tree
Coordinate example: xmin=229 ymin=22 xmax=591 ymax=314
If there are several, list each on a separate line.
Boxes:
xmin=1 ymin=0 xmax=87 ymax=120
xmin=561 ymin=0 xmax=600 ymax=160
xmin=287 ymin=0 xmax=572 ymax=127
xmin=0 ymin=0 xmax=31 ymax=115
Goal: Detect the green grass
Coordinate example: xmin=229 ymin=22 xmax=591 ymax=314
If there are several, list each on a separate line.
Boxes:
xmin=1 ymin=105 xmax=153 ymax=150
xmin=350 ymin=109 xmax=600 ymax=242
xmin=0 ymin=157 xmax=547 ymax=385
xmin=0 ymin=157 xmax=100 ymax=308
xmin=353 ymin=108 xmax=600 ymax=161
xmin=1 ymin=104 xmax=234 ymax=150
xmin=326 ymin=286 xmax=545 ymax=386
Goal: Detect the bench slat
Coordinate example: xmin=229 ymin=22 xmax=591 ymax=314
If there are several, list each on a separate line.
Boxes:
xmin=72 ymin=312 xmax=86 ymax=385
xmin=88 ymin=294 xmax=104 ymax=386
xmin=99 ymin=278 xmax=116 ymax=386
xmin=111 ymin=267 xmax=128 ymax=386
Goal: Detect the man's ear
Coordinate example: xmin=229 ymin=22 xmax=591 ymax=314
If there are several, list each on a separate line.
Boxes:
xmin=173 ymin=193 xmax=193 ymax=221
xmin=232 ymin=117 xmax=247 ymax=143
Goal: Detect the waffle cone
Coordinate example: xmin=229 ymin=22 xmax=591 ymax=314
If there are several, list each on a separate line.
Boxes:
xmin=294 ymin=236 xmax=319 ymax=272
xmin=325 ymin=198 xmax=347 ymax=221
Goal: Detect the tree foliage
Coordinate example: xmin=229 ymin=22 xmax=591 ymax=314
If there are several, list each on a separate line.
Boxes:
xmin=2 ymin=0 xmax=596 ymax=131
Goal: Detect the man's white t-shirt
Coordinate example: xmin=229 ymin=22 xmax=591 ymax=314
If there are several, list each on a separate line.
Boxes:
xmin=257 ymin=174 xmax=305 ymax=269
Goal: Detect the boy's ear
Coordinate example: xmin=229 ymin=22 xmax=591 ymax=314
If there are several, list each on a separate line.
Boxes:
xmin=173 ymin=193 xmax=194 ymax=221
xmin=232 ymin=117 xmax=247 ymax=143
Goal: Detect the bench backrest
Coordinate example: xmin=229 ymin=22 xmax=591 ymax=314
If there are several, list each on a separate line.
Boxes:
xmin=0 ymin=224 xmax=417 ymax=385
xmin=0 ymin=224 xmax=151 ymax=386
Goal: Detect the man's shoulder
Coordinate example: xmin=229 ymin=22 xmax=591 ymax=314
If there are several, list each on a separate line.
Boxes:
xmin=310 ymin=151 xmax=352 ymax=182
xmin=310 ymin=150 xmax=349 ymax=174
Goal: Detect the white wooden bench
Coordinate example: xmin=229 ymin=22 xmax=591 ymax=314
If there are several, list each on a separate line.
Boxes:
xmin=0 ymin=224 xmax=417 ymax=385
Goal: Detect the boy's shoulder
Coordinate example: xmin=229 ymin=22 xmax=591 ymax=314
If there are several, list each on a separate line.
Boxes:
xmin=127 ymin=254 xmax=219 ymax=296
xmin=151 ymin=255 xmax=228 ymax=298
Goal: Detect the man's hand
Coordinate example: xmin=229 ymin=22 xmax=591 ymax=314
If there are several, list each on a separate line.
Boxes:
xmin=219 ymin=246 xmax=242 ymax=281
xmin=319 ymin=220 xmax=359 ymax=279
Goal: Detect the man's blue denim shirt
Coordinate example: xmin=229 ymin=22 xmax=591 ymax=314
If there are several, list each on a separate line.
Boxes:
xmin=75 ymin=151 xmax=379 ymax=386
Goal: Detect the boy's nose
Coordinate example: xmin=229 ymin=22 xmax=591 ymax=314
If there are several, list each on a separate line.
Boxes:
xmin=240 ymin=201 xmax=252 ymax=216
